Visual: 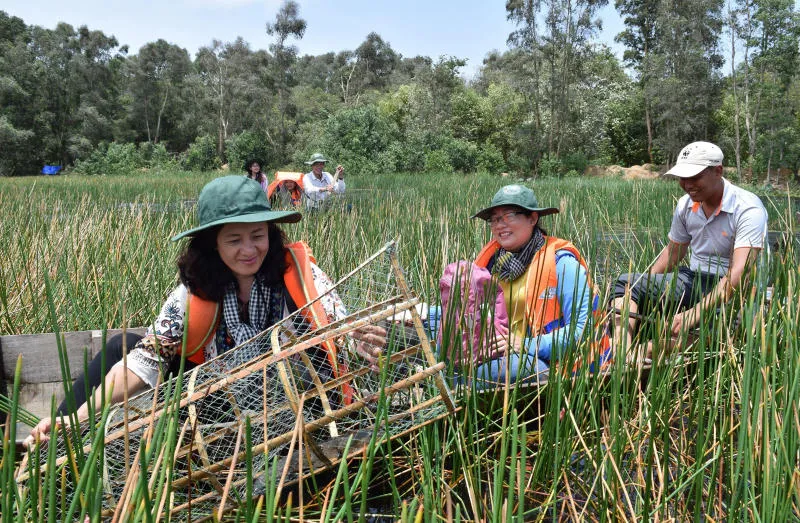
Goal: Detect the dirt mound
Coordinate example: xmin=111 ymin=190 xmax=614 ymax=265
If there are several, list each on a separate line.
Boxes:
xmin=585 ymin=164 xmax=662 ymax=180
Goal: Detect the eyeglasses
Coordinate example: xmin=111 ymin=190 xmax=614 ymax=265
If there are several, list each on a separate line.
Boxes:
xmin=488 ymin=211 xmax=525 ymax=227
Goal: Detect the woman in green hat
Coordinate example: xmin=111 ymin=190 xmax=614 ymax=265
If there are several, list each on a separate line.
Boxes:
xmin=27 ymin=176 xmax=383 ymax=444
xmin=439 ymin=184 xmax=609 ymax=384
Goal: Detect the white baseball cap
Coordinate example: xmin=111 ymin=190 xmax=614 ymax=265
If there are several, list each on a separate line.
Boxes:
xmin=665 ymin=141 xmax=724 ymax=178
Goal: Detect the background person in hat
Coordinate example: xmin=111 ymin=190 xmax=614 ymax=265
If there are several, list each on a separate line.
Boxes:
xmin=244 ymin=158 xmax=269 ymax=193
xmin=436 ymin=184 xmax=601 ymax=384
xmin=302 ymin=152 xmax=345 ymax=210
xmin=610 ymin=141 xmax=768 ymax=354
xmin=27 ymin=176 xmax=383 ymax=445
xmin=268 ymin=171 xmax=306 ymax=208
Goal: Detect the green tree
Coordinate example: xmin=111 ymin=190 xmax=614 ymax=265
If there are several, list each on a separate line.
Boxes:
xmin=195 ymin=38 xmax=266 ymax=157
xmin=126 ymin=39 xmax=192 ymax=146
xmin=266 ymin=0 xmax=306 ymax=162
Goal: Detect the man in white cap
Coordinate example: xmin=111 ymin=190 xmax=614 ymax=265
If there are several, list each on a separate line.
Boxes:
xmin=302 ymin=152 xmax=346 ymax=210
xmin=611 ymin=141 xmax=768 ymax=354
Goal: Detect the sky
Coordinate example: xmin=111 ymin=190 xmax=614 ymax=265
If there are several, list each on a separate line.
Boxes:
xmin=2 ymin=0 xmax=625 ymax=78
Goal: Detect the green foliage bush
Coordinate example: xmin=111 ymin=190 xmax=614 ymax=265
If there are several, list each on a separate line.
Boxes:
xmin=442 ymin=137 xmax=477 ymax=173
xmin=181 ymin=135 xmax=221 ymax=172
xmin=72 ymin=142 xmax=177 ymax=175
xmin=225 ymin=131 xmax=274 ymax=173
xmin=537 ymin=156 xmax=562 ymax=178
xmin=424 ymin=149 xmax=453 ymax=174
xmin=299 ymin=105 xmax=399 ymax=174
xmin=0 ymin=116 xmax=37 ymax=176
xmin=476 ymin=144 xmax=506 ymax=174
xmin=72 ymin=142 xmax=141 ymax=175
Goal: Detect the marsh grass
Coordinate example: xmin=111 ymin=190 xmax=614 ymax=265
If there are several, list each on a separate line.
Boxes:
xmin=1 ymin=170 xmax=798 ymax=521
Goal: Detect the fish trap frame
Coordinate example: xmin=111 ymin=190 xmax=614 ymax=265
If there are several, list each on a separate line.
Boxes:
xmin=17 ymin=240 xmax=455 ymax=521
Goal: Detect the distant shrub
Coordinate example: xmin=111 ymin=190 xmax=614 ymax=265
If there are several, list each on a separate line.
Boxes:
xmin=424 ymin=150 xmax=453 ymax=174
xmin=138 ymin=142 xmax=177 ymax=169
xmin=562 ymin=152 xmax=588 ymax=175
xmin=182 ymin=135 xmax=221 ymax=172
xmin=537 ymin=156 xmax=562 ymax=178
xmin=297 ymin=105 xmax=398 ymax=175
xmin=73 ymin=142 xmax=143 ymax=175
xmin=384 ymin=133 xmax=426 ymax=172
xmin=476 ymin=144 xmax=506 ymax=174
xmin=73 ymin=142 xmax=180 ymax=175
xmin=442 ymin=138 xmax=477 ymax=173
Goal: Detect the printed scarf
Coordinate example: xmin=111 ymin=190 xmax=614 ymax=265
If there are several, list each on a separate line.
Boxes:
xmin=222 ymin=277 xmax=285 ymax=347
xmin=491 ymin=228 xmax=546 ymax=282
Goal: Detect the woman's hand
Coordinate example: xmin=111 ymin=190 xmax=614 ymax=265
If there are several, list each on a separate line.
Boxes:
xmin=24 ymin=415 xmax=70 ymax=448
xmin=350 ymin=324 xmax=387 ymax=371
xmin=485 ymin=324 xmax=524 ymax=360
xmin=670 ymin=309 xmax=698 ymax=337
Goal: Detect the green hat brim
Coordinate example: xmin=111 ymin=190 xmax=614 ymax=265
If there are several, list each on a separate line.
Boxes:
xmin=304 ymin=159 xmax=328 ymax=165
xmin=471 ymin=204 xmax=559 ymax=221
xmin=171 ymin=209 xmax=301 ymax=241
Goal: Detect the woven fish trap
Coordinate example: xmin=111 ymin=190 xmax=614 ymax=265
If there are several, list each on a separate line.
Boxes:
xmin=16 ymin=240 xmax=455 ymax=521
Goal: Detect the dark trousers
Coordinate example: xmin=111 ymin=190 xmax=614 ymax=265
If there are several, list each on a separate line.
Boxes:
xmin=57 ymin=333 xmax=193 ymax=414
xmin=612 ymin=266 xmax=720 ymax=316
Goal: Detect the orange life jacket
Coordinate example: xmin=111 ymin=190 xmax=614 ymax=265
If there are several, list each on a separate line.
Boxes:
xmin=475 ymin=236 xmax=612 ymax=372
xmin=180 ymin=242 xmax=351 ymax=396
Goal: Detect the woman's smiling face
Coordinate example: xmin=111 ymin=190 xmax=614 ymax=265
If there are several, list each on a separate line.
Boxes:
xmin=216 ymin=222 xmax=270 ymax=281
xmin=489 ymin=206 xmax=538 ymax=252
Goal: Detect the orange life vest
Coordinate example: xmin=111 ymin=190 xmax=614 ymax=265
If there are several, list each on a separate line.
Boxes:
xmin=180 ymin=242 xmax=350 ymax=393
xmin=475 ymin=236 xmax=612 ymax=371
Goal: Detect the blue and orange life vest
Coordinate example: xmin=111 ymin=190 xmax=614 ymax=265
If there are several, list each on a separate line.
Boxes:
xmin=475 ymin=236 xmax=612 ymax=372
xmin=180 ymin=242 xmax=351 ymax=397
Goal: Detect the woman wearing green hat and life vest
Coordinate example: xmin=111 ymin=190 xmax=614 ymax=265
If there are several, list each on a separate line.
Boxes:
xmin=27 ymin=175 xmax=383 ymax=445
xmin=438 ymin=184 xmax=609 ymax=384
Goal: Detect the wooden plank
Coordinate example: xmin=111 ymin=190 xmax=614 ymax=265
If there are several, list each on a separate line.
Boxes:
xmin=15 ymin=381 xmax=65 ymax=421
xmin=0 ymin=328 xmax=146 ymax=384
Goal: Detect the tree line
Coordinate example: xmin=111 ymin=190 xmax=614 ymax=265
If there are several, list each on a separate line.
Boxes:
xmin=0 ymin=0 xmax=798 ymax=180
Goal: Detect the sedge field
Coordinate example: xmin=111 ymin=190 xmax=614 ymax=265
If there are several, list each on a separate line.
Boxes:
xmin=0 ymin=170 xmax=799 ymax=521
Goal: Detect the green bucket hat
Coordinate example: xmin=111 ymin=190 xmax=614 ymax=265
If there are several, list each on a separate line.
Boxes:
xmin=472 ymin=184 xmax=559 ymax=221
xmin=304 ymin=152 xmax=329 ymax=165
xmin=171 ymin=176 xmax=301 ymax=241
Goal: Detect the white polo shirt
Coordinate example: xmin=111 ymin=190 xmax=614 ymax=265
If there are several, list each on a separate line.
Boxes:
xmin=302 ymin=171 xmax=346 ymax=209
xmin=669 ymin=178 xmax=767 ymax=276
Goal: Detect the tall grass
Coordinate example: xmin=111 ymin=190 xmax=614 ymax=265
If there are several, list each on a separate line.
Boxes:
xmin=1 ymin=170 xmax=797 ymax=521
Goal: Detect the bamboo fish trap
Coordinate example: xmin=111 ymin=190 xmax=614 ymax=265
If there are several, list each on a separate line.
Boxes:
xmin=16 ymin=240 xmax=455 ymax=521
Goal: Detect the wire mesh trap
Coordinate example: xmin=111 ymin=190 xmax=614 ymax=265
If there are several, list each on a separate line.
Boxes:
xmin=16 ymin=240 xmax=455 ymax=521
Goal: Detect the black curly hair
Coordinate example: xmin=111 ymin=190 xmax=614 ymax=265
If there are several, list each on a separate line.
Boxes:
xmin=177 ymin=223 xmax=288 ymax=301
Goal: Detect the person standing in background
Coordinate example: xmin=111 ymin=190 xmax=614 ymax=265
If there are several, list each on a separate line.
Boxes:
xmin=302 ymin=153 xmax=345 ymax=210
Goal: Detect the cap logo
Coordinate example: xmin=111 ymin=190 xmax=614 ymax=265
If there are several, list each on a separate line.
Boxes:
xmin=502 ymin=185 xmax=523 ymax=195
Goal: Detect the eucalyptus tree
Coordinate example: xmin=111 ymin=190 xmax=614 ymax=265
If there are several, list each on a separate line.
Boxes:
xmin=615 ymin=0 xmax=659 ymax=163
xmin=735 ymin=0 xmax=800 ymax=179
xmin=0 ymin=11 xmax=36 ymax=175
xmin=195 ymin=38 xmax=267 ymax=157
xmin=126 ymin=39 xmax=193 ymax=147
xmin=506 ymin=0 xmax=609 ymax=170
xmin=615 ymin=0 xmax=725 ymax=164
xmin=266 ymin=0 xmax=306 ymax=163
xmin=14 ymin=21 xmax=124 ymax=169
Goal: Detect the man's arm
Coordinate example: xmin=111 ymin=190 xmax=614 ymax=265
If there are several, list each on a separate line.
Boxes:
xmin=671 ymin=246 xmax=761 ymax=335
xmin=650 ymin=240 xmax=689 ymax=275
